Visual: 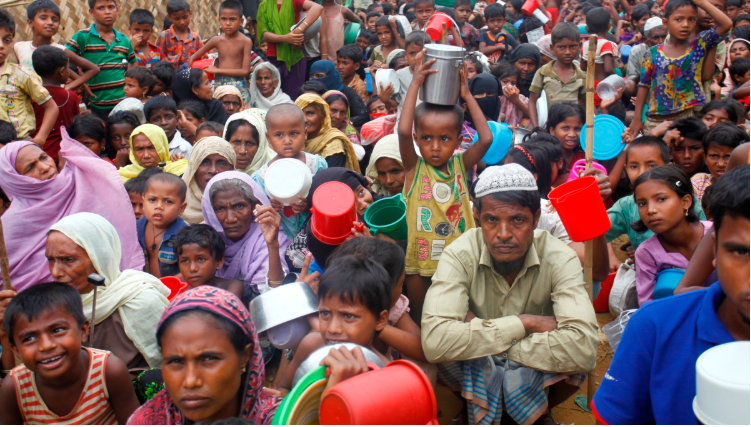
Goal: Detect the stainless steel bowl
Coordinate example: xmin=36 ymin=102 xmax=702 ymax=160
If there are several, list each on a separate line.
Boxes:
xmin=249 ymin=282 xmax=318 ymax=334
xmin=513 ymin=127 xmax=532 ymax=146
xmin=292 ymin=343 xmax=385 ymax=387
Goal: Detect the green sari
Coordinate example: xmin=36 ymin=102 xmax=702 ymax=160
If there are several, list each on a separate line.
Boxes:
xmin=257 ymin=0 xmax=304 ymax=70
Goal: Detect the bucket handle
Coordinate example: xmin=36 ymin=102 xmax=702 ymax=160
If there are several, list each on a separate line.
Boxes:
xmin=324 ymin=361 xmax=382 ymax=378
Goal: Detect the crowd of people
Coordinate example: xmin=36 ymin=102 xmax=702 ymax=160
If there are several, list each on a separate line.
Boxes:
xmin=0 ymin=0 xmax=748 ymax=423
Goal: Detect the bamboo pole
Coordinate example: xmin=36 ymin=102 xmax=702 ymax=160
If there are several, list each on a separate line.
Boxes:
xmin=0 ymin=220 xmax=11 ymax=290
xmin=441 ymin=22 xmax=448 ymax=44
xmin=584 ymin=34 xmax=598 ymax=411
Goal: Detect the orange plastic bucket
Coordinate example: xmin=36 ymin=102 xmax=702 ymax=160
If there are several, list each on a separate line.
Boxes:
xmin=548 ymin=176 xmax=611 ymax=242
xmin=192 ymin=58 xmax=215 ymax=80
xmin=521 ymin=0 xmax=539 ymax=15
xmin=319 ymin=360 xmax=438 ymax=424
xmin=593 ymin=272 xmax=616 ymax=312
xmin=311 ymin=182 xmax=357 ymax=246
xmin=160 ymin=276 xmax=189 ymax=301
xmin=425 ymin=12 xmax=454 ymax=41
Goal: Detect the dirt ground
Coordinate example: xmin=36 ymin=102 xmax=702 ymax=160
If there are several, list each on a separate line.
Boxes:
xmin=435 ymin=312 xmax=616 ymax=425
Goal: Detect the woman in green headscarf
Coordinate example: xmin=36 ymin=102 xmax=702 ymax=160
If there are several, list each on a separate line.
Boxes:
xmin=257 ymin=0 xmax=323 ymax=97
xmin=118 ymin=124 xmax=188 ymax=183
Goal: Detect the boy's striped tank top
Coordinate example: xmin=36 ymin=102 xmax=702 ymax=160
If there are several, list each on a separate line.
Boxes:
xmin=11 ymin=347 xmax=117 ymax=425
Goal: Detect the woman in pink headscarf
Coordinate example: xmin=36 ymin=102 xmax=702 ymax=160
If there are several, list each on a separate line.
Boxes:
xmin=0 ymin=129 xmax=143 ymax=291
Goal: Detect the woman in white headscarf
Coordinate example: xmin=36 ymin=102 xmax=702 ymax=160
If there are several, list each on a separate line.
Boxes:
xmin=249 ymin=62 xmax=293 ymax=111
xmin=365 ymin=134 xmax=405 ymax=196
xmin=181 ymin=137 xmax=237 ymax=224
xmin=47 ymin=212 xmax=170 ymax=374
xmin=223 ymin=109 xmax=275 ymax=176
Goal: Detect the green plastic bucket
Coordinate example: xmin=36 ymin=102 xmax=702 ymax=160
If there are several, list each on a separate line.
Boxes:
xmin=364 ymin=194 xmax=408 ymax=240
xmin=344 ymin=22 xmax=361 ymax=45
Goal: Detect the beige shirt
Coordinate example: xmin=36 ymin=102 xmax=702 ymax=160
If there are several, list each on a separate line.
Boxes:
xmin=529 ymin=60 xmax=586 ymax=108
xmin=421 ymin=228 xmax=598 ymax=374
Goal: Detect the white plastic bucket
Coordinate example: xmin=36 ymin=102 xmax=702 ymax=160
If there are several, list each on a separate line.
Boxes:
xmin=265 ymin=158 xmax=313 ymax=206
xmin=693 ymin=341 xmax=750 ymax=425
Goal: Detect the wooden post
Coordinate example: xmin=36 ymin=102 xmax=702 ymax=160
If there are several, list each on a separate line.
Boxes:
xmin=585 ymin=34 xmax=598 ymax=410
xmin=0 ymin=220 xmax=11 ymax=291
xmin=441 ymin=22 xmax=448 ymax=45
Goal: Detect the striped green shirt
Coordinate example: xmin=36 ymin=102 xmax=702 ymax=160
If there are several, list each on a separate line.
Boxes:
xmin=66 ymin=24 xmax=135 ymax=110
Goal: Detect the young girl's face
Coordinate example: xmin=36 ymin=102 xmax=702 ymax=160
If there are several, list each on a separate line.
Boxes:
xmin=192 ymin=72 xmax=214 ymax=101
xmin=376 ymin=25 xmax=394 ymax=47
xmin=702 ymin=108 xmax=731 ymax=128
xmin=303 ymin=104 xmax=326 ymax=138
xmin=464 ymin=59 xmax=479 ymax=80
xmin=179 ymin=110 xmax=203 ymax=140
xmin=74 ymin=135 xmax=105 ymax=156
xmin=329 ymin=99 xmax=348 ymax=130
xmin=651 ymin=1 xmax=662 ymax=15
xmin=705 ymin=144 xmax=733 ymax=181
xmin=354 ymin=185 xmax=373 ymax=217
xmin=318 ymin=294 xmax=386 ymax=347
xmin=256 ymin=68 xmax=278 ymax=98
xmin=109 ymin=122 xmax=134 ymax=151
xmin=228 ymin=123 xmax=259 ymax=171
xmin=375 ymin=157 xmax=405 ymax=195
xmin=550 ymin=116 xmax=583 ymax=154
xmin=499 ymin=74 xmax=518 ymax=89
xmin=635 ymin=179 xmax=693 ymax=234
xmin=132 ymin=134 xmax=159 ymax=167
xmin=664 ymin=6 xmax=698 ymax=41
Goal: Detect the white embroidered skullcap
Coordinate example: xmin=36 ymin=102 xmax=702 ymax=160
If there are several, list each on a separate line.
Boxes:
xmin=475 ymin=164 xmax=538 ymax=198
xmin=644 ymin=17 xmax=663 ymax=34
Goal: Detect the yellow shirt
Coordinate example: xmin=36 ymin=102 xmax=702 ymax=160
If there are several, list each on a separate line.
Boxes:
xmin=421 ymin=228 xmax=599 ymax=373
xmin=0 ymin=60 xmax=51 ymax=138
xmin=403 ymin=154 xmax=475 ymax=276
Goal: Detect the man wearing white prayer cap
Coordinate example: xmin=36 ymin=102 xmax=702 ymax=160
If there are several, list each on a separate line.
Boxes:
xmin=626 ymin=16 xmax=668 ymax=95
xmin=421 ymin=164 xmax=598 ymax=424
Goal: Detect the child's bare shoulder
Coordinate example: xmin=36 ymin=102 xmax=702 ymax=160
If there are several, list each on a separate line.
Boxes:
xmin=0 ymin=372 xmax=22 ymax=424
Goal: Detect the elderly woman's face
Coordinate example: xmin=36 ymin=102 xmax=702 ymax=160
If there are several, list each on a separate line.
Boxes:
xmin=15 ymin=145 xmax=58 ymax=181
xmin=514 ymin=58 xmax=537 ymax=80
xmin=161 ymin=312 xmax=251 ymax=423
xmin=196 ymin=154 xmax=233 ymax=191
xmin=132 ymin=134 xmax=160 ymax=168
xmin=256 ymin=68 xmax=278 ymax=98
xmin=228 ymin=123 xmax=259 ymax=171
xmin=212 ymin=187 xmax=254 ymax=242
xmin=45 ymin=231 xmax=97 ymax=294
xmin=221 ymin=94 xmax=243 ymax=116
xmin=303 ymin=104 xmax=325 ymax=138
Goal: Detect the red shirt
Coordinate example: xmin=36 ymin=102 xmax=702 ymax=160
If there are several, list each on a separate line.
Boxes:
xmin=265 ymin=0 xmax=305 ymax=58
xmin=32 ymin=86 xmax=80 ymax=161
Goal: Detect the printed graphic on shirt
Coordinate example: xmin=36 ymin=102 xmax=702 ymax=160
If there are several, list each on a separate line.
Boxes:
xmin=417 ymin=206 xmax=433 ymax=232
xmin=435 ymin=222 xmax=451 ymax=238
xmin=433 ymin=182 xmax=452 ymax=204
xmin=431 ymin=239 xmax=445 ymax=260
xmin=419 ymin=175 xmax=433 ymax=200
xmin=417 ymin=237 xmax=429 ymax=261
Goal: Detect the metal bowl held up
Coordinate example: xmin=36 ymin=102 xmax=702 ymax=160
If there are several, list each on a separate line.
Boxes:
xmin=291 ymin=15 xmax=322 ymax=41
xmin=292 ymin=343 xmax=385 ymax=387
xmin=420 ymin=44 xmax=465 ymax=106
xmin=249 ymin=282 xmax=318 ymax=336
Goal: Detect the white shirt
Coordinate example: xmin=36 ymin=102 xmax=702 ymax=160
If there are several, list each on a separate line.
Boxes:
xmin=168 ymin=130 xmax=192 ymax=158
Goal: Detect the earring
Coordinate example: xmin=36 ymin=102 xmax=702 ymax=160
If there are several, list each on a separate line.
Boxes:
xmin=685 ymin=208 xmax=689 ymax=217
xmin=242 ymin=367 xmax=247 ymax=373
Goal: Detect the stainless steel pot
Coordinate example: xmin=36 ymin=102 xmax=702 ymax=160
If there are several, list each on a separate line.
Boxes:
xmin=420 ymin=44 xmax=465 ymax=106
xmin=249 ymin=282 xmax=318 ymax=335
xmin=292 ymin=343 xmax=385 ymax=387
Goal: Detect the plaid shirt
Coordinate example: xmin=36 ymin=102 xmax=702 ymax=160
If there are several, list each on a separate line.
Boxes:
xmin=155 ymin=27 xmax=203 ymax=69
xmin=135 ymin=41 xmax=165 ymax=68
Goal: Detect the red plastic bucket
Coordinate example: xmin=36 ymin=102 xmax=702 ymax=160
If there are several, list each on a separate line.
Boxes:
xmin=192 ymin=58 xmax=215 ymax=80
xmin=160 ymin=276 xmax=189 ymax=301
xmin=521 ymin=0 xmax=539 ymax=15
xmin=319 ymin=360 xmax=438 ymax=424
xmin=548 ymin=176 xmax=611 ymax=242
xmin=425 ymin=12 xmax=454 ymax=41
xmin=311 ymin=182 xmax=357 ymax=246
xmin=593 ymin=272 xmax=616 ymax=313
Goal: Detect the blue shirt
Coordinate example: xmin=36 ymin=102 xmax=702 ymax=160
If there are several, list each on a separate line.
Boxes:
xmin=592 ymin=283 xmax=735 ymax=424
xmin=137 ymin=216 xmax=186 ymax=278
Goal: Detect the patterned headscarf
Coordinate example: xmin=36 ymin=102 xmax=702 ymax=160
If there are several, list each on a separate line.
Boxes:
xmin=127 ymin=287 xmax=281 ymax=425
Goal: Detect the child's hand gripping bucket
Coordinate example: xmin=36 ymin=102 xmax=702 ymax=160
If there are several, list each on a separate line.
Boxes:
xmin=548 ymin=176 xmax=611 ymax=242
xmin=363 ymin=194 xmax=409 ymax=240
xmin=311 ymin=182 xmax=357 ymax=246
xmin=192 ymin=58 xmax=216 ymax=80
xmin=319 ymin=359 xmax=438 ymax=424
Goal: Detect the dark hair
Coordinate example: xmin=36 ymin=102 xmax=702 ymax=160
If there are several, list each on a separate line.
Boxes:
xmin=357 ymin=28 xmax=373 ymax=40
xmin=506 ymin=143 xmax=554 ymax=197
xmin=219 ymin=0 xmax=243 ymax=16
xmin=188 ymin=69 xmax=207 ymax=89
xmin=490 ymin=60 xmax=519 ymax=80
xmin=327 ymin=238 xmax=405 ymax=294
xmin=166 ymin=0 xmax=191 ymax=14
xmin=337 ymin=44 xmax=363 ymax=64
xmin=125 ymin=66 xmax=157 ymax=91
xmin=144 ymin=95 xmax=178 ymax=121
xmin=413 ymin=0 xmax=435 ymax=7
xmin=667 ymin=117 xmax=707 ymax=142
xmin=138 ymin=166 xmax=165 ymax=180
xmin=484 ymin=2 xmax=506 ymax=19
xmin=368 ymin=33 xmax=381 ymax=45
xmin=0 ymin=8 xmax=16 ymax=34
xmin=0 ymin=120 xmax=17 ymax=144
xmin=299 ymin=80 xmax=328 ymax=96
xmin=703 ymin=122 xmax=749 ymax=152
xmin=129 ymin=8 xmax=155 ymax=26
xmin=727 ymin=0 xmax=741 ymax=7
xmin=87 ymin=0 xmax=117 ymax=9
xmin=664 ymin=0 xmax=697 ymax=18
xmin=585 ymin=7 xmax=610 ymax=33
xmin=176 ymin=224 xmax=226 ymax=260
xmin=4 ymin=282 xmax=87 ymax=346
xmin=454 ymin=0 xmax=473 ymax=7
xmin=476 ymin=189 xmax=541 ymax=215
xmin=375 ymin=15 xmax=405 ymax=40
xmin=318 ymin=255 xmax=391 ymax=319
xmin=631 ymin=165 xmax=699 ymax=233
xmin=709 ymin=165 xmax=750 ymax=233
xmin=607 ymin=101 xmax=627 ymax=124
xmin=625 ymin=136 xmax=670 ymax=164
xmin=700 ymin=99 xmax=741 ymax=124
xmin=367 ymin=95 xmax=383 ymax=110
xmin=27 ymin=0 xmax=60 ymax=20
xmin=630 ymin=3 xmax=651 ymax=24
xmin=124 ymin=175 xmax=148 ymax=195
xmin=733 ymin=13 xmax=750 ymax=25
xmin=465 ymin=53 xmax=486 ymax=74
xmin=31 ymin=45 xmax=68 ymax=78
xmin=196 ymin=121 xmax=225 ymax=136
xmin=729 ymin=57 xmax=750 ymax=83
xmin=404 ymin=30 xmax=432 ymax=49
xmin=545 ymin=102 xmax=585 ymax=134
xmin=382 ymin=2 xmax=394 ymax=15
xmin=388 ymin=51 xmax=406 ymax=69
xmin=405 ymin=10 xmax=417 ymax=22
xmin=414 ymin=102 xmax=464 ymax=135
xmin=70 ymin=114 xmax=107 ymax=144
xmin=157 ymin=310 xmax=250 ymax=354
xmin=533 ymin=135 xmax=565 ymax=165
xmin=325 ymin=92 xmax=349 ymax=111
xmin=146 ymin=172 xmax=187 ymax=202
xmin=105 ymin=111 xmax=140 ymax=158
xmin=152 ymin=61 xmax=177 ymax=89
xmin=551 ymin=22 xmax=580 ymax=44
xmin=178 ymin=99 xmax=208 ymax=121
xmin=731 ymin=24 xmax=750 ymax=41
xmin=366 ymin=10 xmax=383 ymax=21
xmin=366 ymin=2 xmax=383 ymax=12
xmin=225 ymin=118 xmax=260 ymax=143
